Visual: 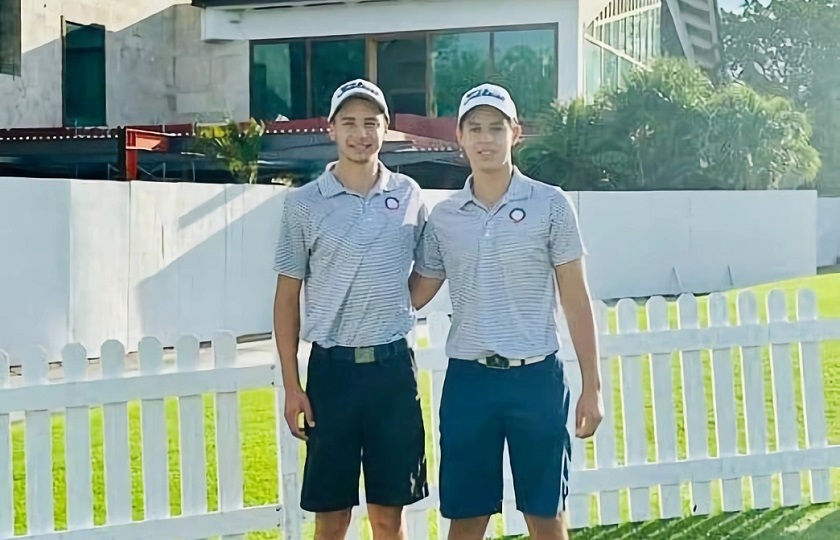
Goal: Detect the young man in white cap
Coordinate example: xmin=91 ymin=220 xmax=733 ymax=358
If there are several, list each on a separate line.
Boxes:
xmin=274 ymin=78 xmax=429 ymax=540
xmin=410 ymin=83 xmax=604 ymax=540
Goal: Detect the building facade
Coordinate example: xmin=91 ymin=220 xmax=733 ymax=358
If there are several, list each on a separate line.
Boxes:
xmin=0 ymin=0 xmax=718 ymax=130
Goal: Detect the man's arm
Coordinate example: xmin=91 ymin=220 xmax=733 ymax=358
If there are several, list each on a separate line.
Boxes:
xmin=273 ymin=194 xmax=313 ymax=439
xmin=274 ymin=275 xmax=303 ymax=391
xmin=555 ymin=259 xmax=600 ymax=394
xmin=548 ymin=192 xmax=603 ymax=439
xmin=410 ymin=215 xmax=446 ymax=311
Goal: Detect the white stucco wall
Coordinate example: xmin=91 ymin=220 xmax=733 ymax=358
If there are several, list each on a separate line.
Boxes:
xmin=818 ymin=197 xmax=840 ymax=267
xmin=0 ymin=0 xmax=248 ymax=128
xmin=0 ymin=178 xmax=821 ymax=361
xmin=202 ymin=0 xmax=586 ymax=102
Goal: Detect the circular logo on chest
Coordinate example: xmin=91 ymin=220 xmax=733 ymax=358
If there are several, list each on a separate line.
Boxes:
xmin=385 ymin=196 xmax=400 ymax=210
xmin=509 ymin=208 xmax=526 ymax=223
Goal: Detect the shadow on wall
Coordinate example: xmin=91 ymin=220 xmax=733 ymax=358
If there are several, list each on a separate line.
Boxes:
xmin=130 ymin=183 xmax=287 ymax=350
xmin=0 ymin=2 xmax=248 ymax=129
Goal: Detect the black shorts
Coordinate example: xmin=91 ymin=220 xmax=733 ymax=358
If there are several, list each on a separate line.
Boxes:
xmin=300 ymin=337 xmax=429 ymax=513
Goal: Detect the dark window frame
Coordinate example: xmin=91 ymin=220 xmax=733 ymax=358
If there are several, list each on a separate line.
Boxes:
xmin=62 ymin=18 xmax=107 ymax=127
xmin=248 ymin=23 xmax=559 ymax=120
xmin=0 ymin=0 xmax=22 ymax=76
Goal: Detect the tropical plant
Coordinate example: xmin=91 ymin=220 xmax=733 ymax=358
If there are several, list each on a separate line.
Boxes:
xmin=193 ymin=117 xmax=266 ymax=184
xmin=517 ymin=57 xmax=820 ymax=191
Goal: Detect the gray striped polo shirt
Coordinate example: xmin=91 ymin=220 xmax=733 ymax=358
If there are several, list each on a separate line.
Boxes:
xmin=274 ymin=163 xmax=426 ymax=348
xmin=416 ymin=168 xmax=586 ymax=360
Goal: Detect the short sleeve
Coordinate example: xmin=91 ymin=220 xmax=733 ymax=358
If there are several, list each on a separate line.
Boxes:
xmin=414 ymin=217 xmax=446 ymax=280
xmin=413 ymin=199 xmax=429 ymax=263
xmin=548 ymin=192 xmax=585 ymax=266
xmin=274 ymin=194 xmax=308 ymax=279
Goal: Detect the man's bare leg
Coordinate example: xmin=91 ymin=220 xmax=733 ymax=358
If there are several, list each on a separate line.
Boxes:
xmin=448 ymin=516 xmax=492 ymax=540
xmin=524 ymin=513 xmax=570 ymax=540
xmin=314 ymin=509 xmax=352 ymax=540
xmin=368 ymin=504 xmax=407 ymax=540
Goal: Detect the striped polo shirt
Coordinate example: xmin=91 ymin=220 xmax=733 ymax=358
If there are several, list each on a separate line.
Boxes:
xmin=416 ymin=168 xmax=585 ymax=360
xmin=274 ymin=163 xmax=426 ymax=348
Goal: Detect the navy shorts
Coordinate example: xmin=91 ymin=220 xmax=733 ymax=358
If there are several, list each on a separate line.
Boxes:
xmin=300 ymin=338 xmax=429 ymax=513
xmin=438 ymin=354 xmax=571 ymax=519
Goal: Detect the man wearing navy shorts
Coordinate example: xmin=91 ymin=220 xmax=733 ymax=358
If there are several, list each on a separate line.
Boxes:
xmin=274 ymin=79 xmax=429 ymax=540
xmin=410 ymin=83 xmax=604 ymax=540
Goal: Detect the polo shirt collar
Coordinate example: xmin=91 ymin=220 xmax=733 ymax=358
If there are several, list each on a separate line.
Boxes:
xmin=453 ymin=166 xmax=531 ymax=209
xmin=317 ymin=161 xmax=395 ymax=198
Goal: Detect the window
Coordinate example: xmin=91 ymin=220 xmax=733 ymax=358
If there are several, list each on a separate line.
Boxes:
xmin=490 ymin=28 xmax=556 ymax=119
xmin=431 ymin=27 xmax=556 ymax=120
xmin=377 ymin=37 xmax=428 ymax=116
xmin=250 ymin=38 xmax=366 ymax=121
xmin=430 ymin=32 xmax=491 ymax=117
xmin=0 ymin=0 xmax=22 ymax=76
xmin=63 ymin=21 xmax=106 ymax=126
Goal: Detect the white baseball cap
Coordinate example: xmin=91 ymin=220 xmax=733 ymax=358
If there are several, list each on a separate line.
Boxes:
xmin=328 ymin=79 xmax=390 ymax=122
xmin=457 ymin=83 xmax=518 ymax=124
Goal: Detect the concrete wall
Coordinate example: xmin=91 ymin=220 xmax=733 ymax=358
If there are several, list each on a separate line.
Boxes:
xmin=818 ymin=197 xmax=840 ymax=267
xmin=0 ymin=0 xmax=248 ymax=128
xmin=0 ymin=178 xmax=823 ymax=361
xmin=201 ymin=0 xmax=586 ymax=103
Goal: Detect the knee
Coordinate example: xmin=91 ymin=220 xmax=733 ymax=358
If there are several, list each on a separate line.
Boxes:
xmin=368 ymin=504 xmax=404 ymax=539
xmin=449 ymin=517 xmax=491 ymax=540
xmin=524 ymin=513 xmax=569 ymax=540
xmin=314 ymin=509 xmax=352 ymax=540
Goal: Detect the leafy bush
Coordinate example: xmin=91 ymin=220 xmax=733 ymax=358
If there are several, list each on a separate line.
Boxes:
xmin=517 ymin=58 xmax=820 ymax=191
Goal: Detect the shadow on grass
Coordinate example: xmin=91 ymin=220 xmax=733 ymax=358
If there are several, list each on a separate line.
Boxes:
xmin=543 ymin=504 xmax=840 ymax=540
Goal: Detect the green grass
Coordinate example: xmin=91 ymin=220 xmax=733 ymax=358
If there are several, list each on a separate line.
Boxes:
xmin=7 ymin=273 xmax=840 ymax=539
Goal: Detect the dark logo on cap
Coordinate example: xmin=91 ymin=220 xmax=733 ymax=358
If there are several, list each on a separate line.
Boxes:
xmin=509 ymin=208 xmax=526 ymax=223
xmin=337 ymin=80 xmax=380 ymax=99
xmin=462 ymin=86 xmax=506 ymax=105
xmin=385 ymin=196 xmax=400 ymax=210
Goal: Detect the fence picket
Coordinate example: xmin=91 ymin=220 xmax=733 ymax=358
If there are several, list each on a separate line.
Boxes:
xmin=276 ymin=369 xmax=302 ymax=540
xmin=63 ymin=344 xmax=93 ymax=530
xmin=796 ymin=289 xmax=831 ymax=503
xmin=138 ymin=337 xmax=170 ymax=522
xmin=736 ymin=291 xmax=772 ymax=509
xmin=616 ymin=299 xmax=650 ymax=522
xmin=646 ymin=296 xmax=681 ymax=519
xmin=213 ymin=332 xmax=245 ymax=540
xmin=767 ymin=291 xmax=802 ymax=507
xmin=176 ymin=336 xmax=209 ymax=521
xmin=707 ymin=294 xmax=741 ymax=512
xmin=23 ymin=346 xmax=53 ymax=534
xmin=0 ymin=287 xmax=839 ymax=538
xmin=593 ymin=300 xmax=620 ymax=525
xmin=0 ymin=350 xmax=12 ymax=538
xmin=424 ymin=312 xmax=451 ymax=539
xmin=677 ymin=294 xmax=711 ymax=516
xmin=102 ymin=340 xmax=132 ymax=524
xmin=565 ymin=356 xmax=588 ymax=529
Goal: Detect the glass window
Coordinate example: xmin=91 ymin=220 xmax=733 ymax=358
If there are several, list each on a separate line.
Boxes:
xmin=0 ymin=0 xmax=22 ymax=76
xmin=377 ymin=37 xmax=428 ymax=116
xmin=310 ymin=39 xmax=366 ymax=117
xmin=491 ymin=28 xmax=557 ymax=120
xmin=583 ymin=40 xmax=603 ymax=102
xmin=250 ymin=42 xmax=306 ymax=121
xmin=63 ymin=22 xmax=106 ymax=127
xmin=430 ymin=31 xmax=491 ymax=117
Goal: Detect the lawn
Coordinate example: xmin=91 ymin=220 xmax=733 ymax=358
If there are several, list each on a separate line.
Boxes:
xmin=6 ymin=273 xmax=840 ymax=539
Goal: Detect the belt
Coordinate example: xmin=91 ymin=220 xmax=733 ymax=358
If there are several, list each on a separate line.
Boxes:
xmin=312 ymin=338 xmax=408 ymax=364
xmin=476 ymin=353 xmax=548 ymax=369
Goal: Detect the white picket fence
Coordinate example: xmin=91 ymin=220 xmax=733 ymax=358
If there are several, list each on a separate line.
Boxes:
xmin=0 ymin=288 xmax=839 ymax=539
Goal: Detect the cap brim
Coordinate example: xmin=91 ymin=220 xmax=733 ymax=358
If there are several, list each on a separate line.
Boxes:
xmin=329 ymin=91 xmax=389 ymax=121
xmin=457 ymin=101 xmax=515 ymax=123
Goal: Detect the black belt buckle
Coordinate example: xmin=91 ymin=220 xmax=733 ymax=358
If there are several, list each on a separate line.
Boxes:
xmin=485 ymin=354 xmax=510 ymax=369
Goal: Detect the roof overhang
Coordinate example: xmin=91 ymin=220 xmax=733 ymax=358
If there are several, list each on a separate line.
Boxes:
xmin=191 ymin=0 xmax=398 ymax=8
